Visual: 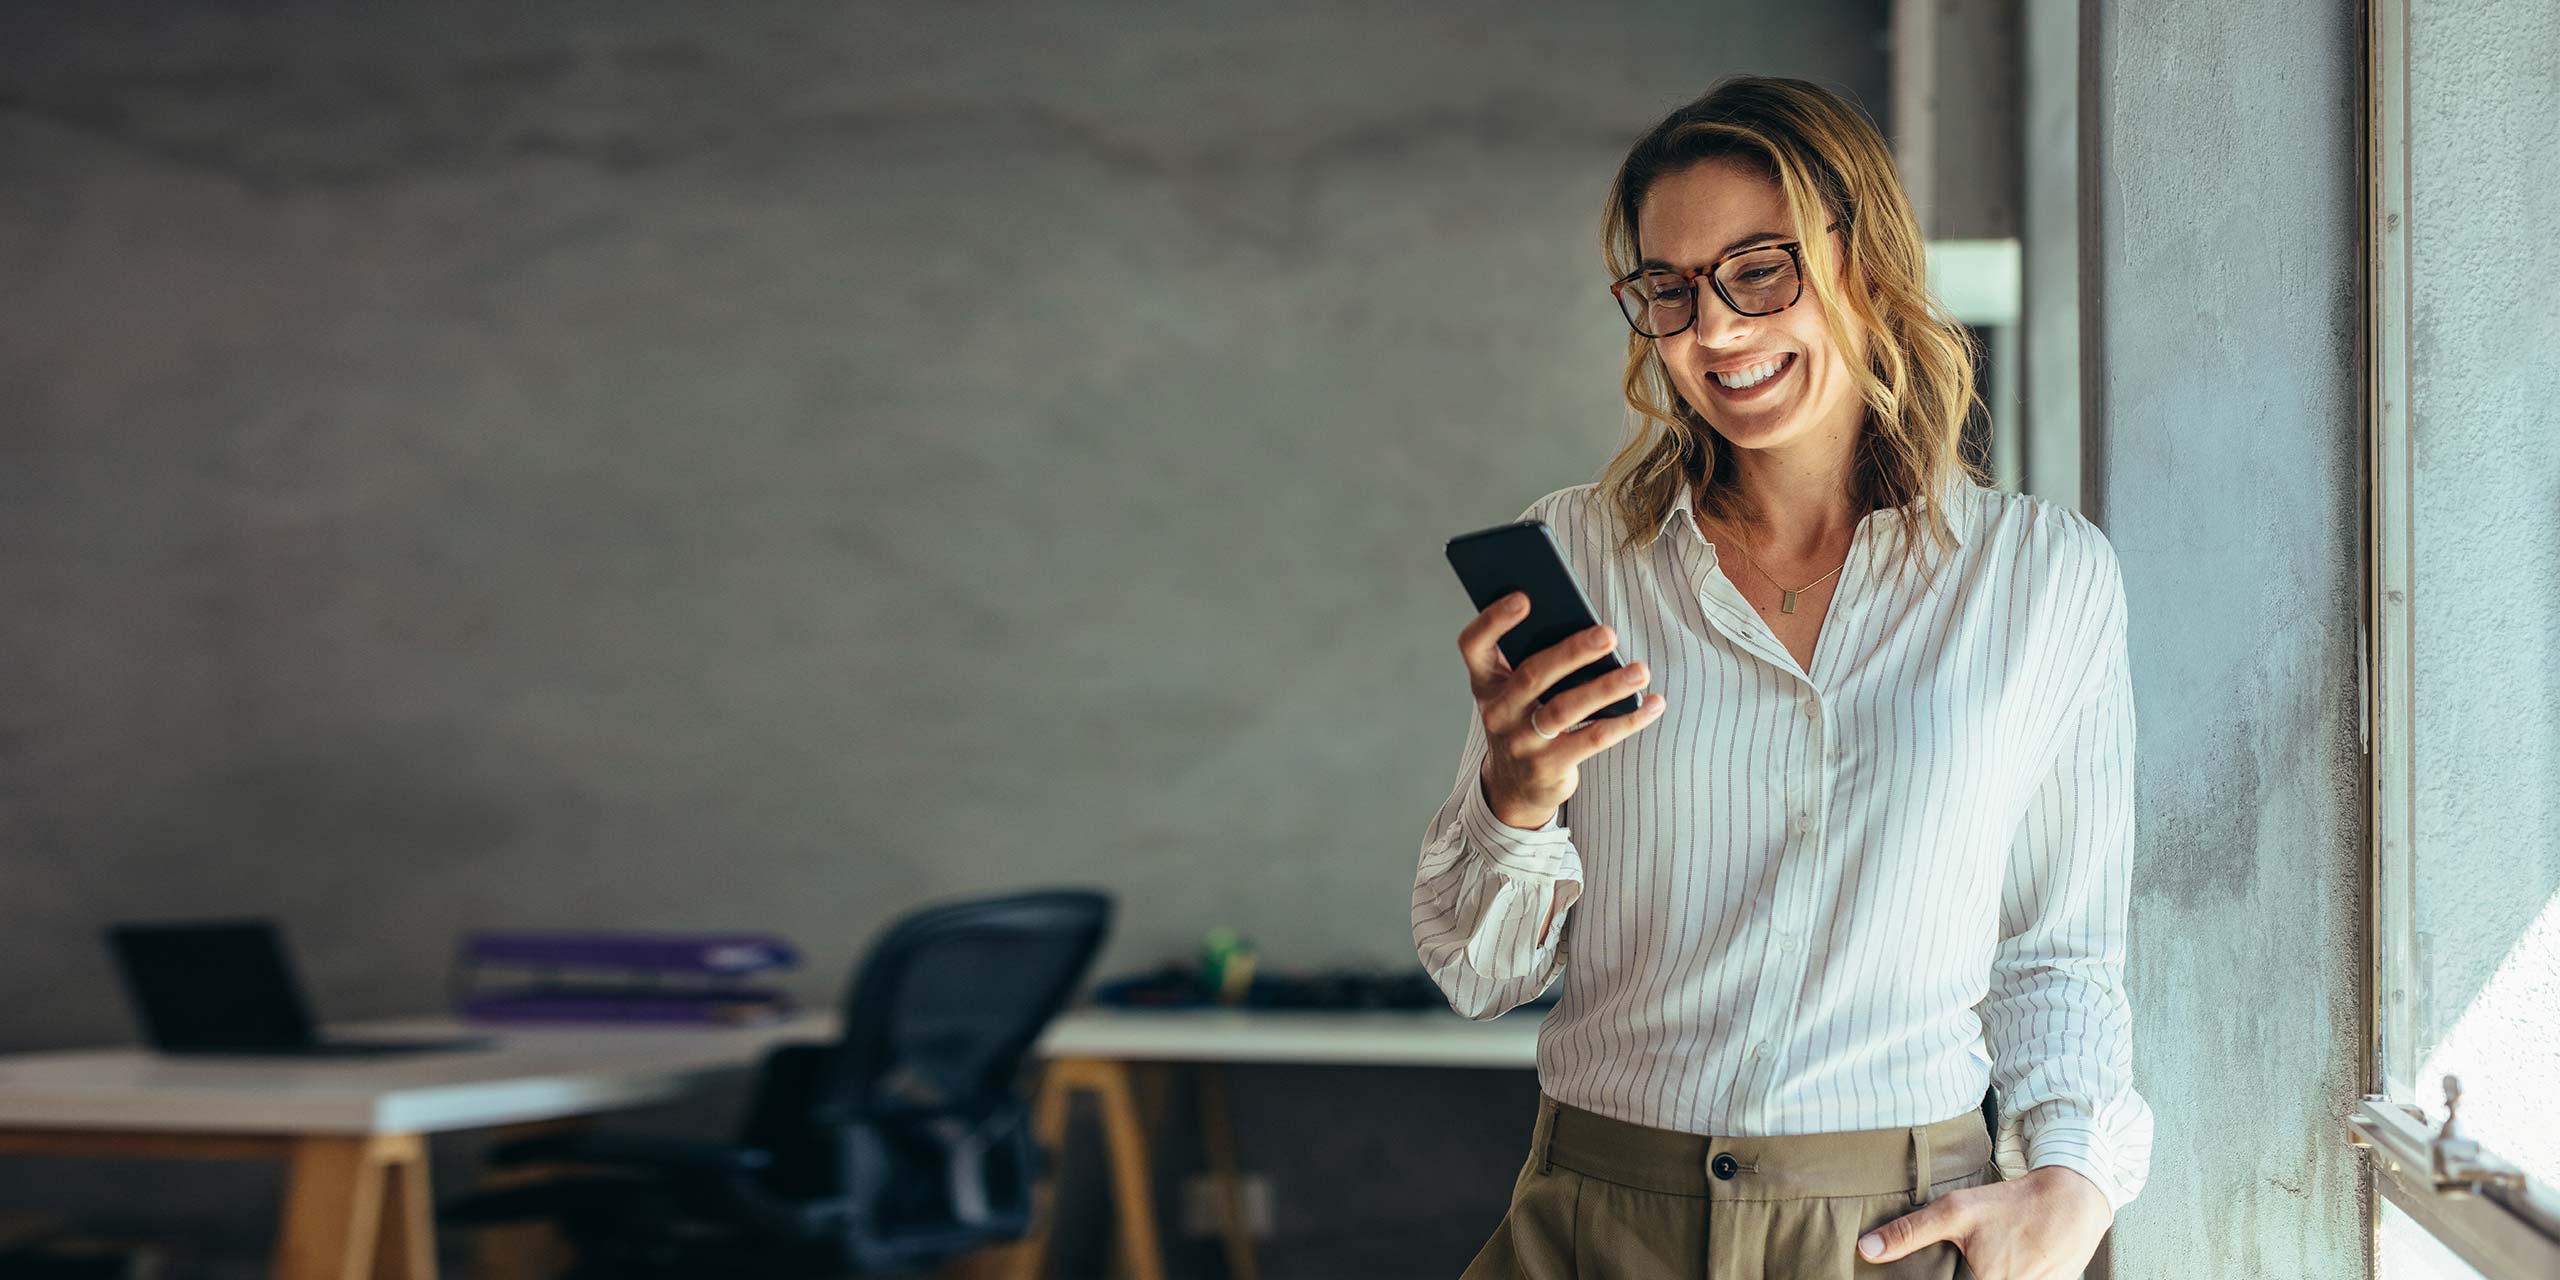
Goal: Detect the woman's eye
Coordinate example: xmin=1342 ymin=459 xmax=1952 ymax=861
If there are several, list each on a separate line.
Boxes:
xmin=1735 ymin=267 xmax=1780 ymax=285
xmin=1652 ymin=286 xmax=1693 ymax=303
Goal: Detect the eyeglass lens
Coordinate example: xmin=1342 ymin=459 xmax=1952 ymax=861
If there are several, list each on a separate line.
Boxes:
xmin=1618 ymin=247 xmax=1802 ymax=335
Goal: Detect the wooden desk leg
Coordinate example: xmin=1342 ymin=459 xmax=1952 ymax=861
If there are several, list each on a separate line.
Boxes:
xmin=1080 ymin=1059 xmax=1163 ymax=1280
xmin=373 ymin=1136 xmax=435 ymax=1280
xmin=1116 ymin=1063 xmax=1174 ymax=1280
xmin=275 ymin=1134 xmax=436 ymax=1280
xmin=1005 ymin=1060 xmax=1089 ymax=1280
xmin=1195 ymin=1065 xmax=1258 ymax=1280
xmin=1003 ymin=1058 xmax=1164 ymax=1280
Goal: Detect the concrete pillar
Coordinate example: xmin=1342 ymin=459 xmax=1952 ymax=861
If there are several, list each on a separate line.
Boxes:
xmin=2081 ymin=0 xmax=2369 ymax=1276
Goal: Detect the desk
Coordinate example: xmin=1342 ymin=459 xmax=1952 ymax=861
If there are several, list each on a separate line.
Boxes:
xmin=0 ymin=1007 xmax=1544 ymax=1280
xmin=0 ymin=1016 xmax=819 ymax=1280
xmin=1010 ymin=1007 xmax=1543 ymax=1280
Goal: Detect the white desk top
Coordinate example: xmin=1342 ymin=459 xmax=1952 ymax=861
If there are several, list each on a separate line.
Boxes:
xmin=0 ymin=1005 xmax=1543 ymax=1136
xmin=0 ymin=1017 xmax=825 ymax=1137
xmin=1037 ymin=1006 xmax=1544 ymax=1069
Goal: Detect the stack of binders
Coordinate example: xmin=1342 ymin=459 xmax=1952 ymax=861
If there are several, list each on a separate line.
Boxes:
xmin=454 ymin=931 xmax=801 ymax=1026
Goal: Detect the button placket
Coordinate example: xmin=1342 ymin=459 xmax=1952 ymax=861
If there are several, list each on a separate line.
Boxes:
xmin=1737 ymin=895 xmax=1800 ymax=1118
xmin=1725 ymin=1031 xmax=1768 ymax=1127
xmin=1798 ymin=698 xmax=1829 ymax=842
xmin=1750 ymin=745 xmax=1824 ymax=1111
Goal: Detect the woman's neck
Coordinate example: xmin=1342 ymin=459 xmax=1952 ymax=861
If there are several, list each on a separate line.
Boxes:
xmin=1708 ymin=454 xmax=1866 ymax=561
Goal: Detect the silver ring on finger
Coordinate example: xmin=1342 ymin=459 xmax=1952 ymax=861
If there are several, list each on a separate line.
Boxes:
xmin=1528 ymin=703 xmax=1562 ymax=740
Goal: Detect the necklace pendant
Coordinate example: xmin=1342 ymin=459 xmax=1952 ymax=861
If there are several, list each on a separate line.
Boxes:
xmin=1780 ymin=589 xmax=1800 ymax=614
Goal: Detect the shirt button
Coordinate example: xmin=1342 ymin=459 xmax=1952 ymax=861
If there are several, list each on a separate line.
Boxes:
xmin=1802 ymin=697 xmax=1821 ymax=720
xmin=1712 ymin=1152 xmax=1741 ymax=1180
xmin=1778 ymin=933 xmax=1798 ymax=953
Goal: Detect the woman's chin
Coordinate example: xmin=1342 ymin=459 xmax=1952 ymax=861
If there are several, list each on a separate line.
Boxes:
xmin=1699 ymin=410 xmax=1803 ymax=449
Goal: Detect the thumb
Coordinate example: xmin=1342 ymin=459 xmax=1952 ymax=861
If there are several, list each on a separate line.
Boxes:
xmin=1859 ymin=1197 xmax=1966 ymax=1264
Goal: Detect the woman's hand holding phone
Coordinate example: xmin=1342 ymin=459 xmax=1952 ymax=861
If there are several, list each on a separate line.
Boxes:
xmin=1457 ymin=590 xmax=1667 ymax=830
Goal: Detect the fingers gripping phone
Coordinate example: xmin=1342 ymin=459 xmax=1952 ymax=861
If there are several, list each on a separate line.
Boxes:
xmin=1445 ymin=519 xmax=1643 ymax=726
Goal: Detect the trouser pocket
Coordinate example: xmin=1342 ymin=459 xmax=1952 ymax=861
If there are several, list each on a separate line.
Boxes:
xmin=1459 ymin=1159 xmax=1584 ymax=1280
xmin=1842 ymin=1161 xmax=2000 ymax=1279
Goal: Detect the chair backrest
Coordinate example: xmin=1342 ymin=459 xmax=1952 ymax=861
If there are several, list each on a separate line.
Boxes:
xmin=824 ymin=888 xmax=1112 ymax=1123
xmin=729 ymin=889 xmax=1105 ymax=1267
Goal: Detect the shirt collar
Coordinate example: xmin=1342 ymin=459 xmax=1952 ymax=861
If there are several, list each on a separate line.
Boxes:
xmin=1651 ymin=477 xmax=1974 ymax=549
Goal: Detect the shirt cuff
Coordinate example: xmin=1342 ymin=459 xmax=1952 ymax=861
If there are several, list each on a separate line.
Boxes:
xmin=1994 ymin=1111 xmax=2140 ymax=1214
xmin=1457 ymin=772 xmax=1576 ymax=878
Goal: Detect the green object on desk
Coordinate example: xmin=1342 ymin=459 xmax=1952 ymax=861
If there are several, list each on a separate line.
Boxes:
xmin=1200 ymin=928 xmax=1258 ymax=1006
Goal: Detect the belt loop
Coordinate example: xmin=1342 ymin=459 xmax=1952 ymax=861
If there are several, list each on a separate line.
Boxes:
xmin=1534 ymin=1095 xmax=1559 ymax=1174
xmin=1909 ymin=1123 xmax=1933 ymax=1207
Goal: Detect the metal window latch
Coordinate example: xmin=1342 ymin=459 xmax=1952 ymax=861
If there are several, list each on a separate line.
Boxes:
xmin=2347 ymin=1075 xmax=2531 ymax=1196
xmin=2429 ymin=1076 xmax=2529 ymax=1194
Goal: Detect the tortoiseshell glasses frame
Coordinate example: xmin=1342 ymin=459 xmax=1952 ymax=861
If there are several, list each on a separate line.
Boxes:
xmin=1610 ymin=219 xmax=1849 ymax=338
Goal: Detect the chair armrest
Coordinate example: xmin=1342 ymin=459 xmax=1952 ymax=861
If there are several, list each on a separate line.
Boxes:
xmin=488 ymin=1130 xmax=772 ymax=1176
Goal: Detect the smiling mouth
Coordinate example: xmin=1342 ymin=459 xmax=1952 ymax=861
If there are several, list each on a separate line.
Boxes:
xmin=1706 ymin=351 xmax=1796 ymax=401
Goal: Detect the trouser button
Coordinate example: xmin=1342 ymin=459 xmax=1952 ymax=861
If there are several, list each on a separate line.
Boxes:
xmin=1711 ymin=1152 xmax=1740 ymax=1180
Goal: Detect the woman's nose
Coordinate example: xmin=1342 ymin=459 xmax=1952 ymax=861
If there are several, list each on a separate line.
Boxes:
xmin=1689 ymin=300 xmax=1753 ymax=350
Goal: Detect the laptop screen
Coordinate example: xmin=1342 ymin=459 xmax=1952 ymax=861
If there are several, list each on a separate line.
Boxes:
xmin=108 ymin=921 xmax=318 ymax=1052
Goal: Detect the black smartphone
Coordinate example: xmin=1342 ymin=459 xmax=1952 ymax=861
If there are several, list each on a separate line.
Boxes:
xmin=1445 ymin=519 xmax=1643 ymax=723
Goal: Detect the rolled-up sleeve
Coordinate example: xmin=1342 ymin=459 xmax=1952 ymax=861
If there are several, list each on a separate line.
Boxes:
xmin=1979 ymin=534 xmax=2154 ymax=1213
xmin=1411 ymin=701 xmax=1583 ymax=1020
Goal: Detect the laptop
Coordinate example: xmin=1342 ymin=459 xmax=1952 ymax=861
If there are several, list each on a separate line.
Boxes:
xmin=107 ymin=919 xmax=492 ymax=1057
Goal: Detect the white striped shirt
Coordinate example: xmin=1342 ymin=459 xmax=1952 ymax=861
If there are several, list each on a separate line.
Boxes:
xmin=1412 ymin=477 xmax=2152 ymax=1212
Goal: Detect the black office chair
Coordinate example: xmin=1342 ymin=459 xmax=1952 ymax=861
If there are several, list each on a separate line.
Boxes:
xmin=440 ymin=889 xmax=1113 ymax=1278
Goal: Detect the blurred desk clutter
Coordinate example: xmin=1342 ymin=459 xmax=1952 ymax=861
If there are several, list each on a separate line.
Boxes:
xmin=452 ymin=930 xmax=801 ymax=1026
xmin=1091 ymin=926 xmax=1558 ymax=1013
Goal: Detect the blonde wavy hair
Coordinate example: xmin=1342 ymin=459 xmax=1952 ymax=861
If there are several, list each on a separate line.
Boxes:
xmin=1599 ymin=75 xmax=1989 ymax=583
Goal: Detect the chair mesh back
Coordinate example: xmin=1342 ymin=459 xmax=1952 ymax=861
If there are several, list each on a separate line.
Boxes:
xmin=832 ymin=889 xmax=1111 ymax=1119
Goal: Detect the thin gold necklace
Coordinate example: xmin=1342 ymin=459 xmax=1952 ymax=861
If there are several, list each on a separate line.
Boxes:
xmin=1740 ymin=545 xmax=1843 ymax=614
xmin=1722 ymin=527 xmax=1848 ymax=614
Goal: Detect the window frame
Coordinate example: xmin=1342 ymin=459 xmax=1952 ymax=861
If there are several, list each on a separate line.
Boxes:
xmin=2356 ymin=0 xmax=2560 ymax=1273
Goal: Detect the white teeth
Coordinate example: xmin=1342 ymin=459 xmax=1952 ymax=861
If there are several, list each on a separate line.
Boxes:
xmin=1715 ymin=355 xmax=1787 ymax=389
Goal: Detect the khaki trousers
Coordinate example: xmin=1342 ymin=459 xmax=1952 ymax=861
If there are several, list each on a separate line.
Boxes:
xmin=1461 ymin=1094 xmax=1999 ymax=1279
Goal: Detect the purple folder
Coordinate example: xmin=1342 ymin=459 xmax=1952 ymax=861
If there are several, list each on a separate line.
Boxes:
xmin=455 ymin=930 xmax=803 ymax=1026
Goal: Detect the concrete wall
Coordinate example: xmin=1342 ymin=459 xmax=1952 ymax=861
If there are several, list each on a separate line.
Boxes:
xmin=2082 ymin=1 xmax=2371 ymax=1277
xmin=0 ymin=2 xmax=1889 ymax=1273
xmin=2402 ymin=0 xmax=2560 ymax=1189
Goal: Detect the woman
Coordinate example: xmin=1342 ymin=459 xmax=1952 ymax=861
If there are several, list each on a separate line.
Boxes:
xmin=1413 ymin=77 xmax=2151 ymax=1280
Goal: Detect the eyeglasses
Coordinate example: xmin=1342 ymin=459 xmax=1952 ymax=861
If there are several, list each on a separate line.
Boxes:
xmin=1610 ymin=220 xmax=1846 ymax=338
